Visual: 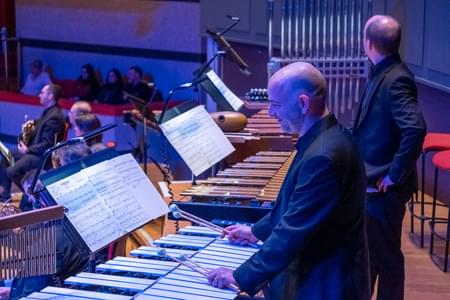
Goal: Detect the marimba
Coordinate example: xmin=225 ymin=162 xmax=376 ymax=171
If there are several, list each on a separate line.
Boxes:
xmin=25 ymin=226 xmax=261 ymax=300
xmin=172 ymin=150 xmax=296 ymax=224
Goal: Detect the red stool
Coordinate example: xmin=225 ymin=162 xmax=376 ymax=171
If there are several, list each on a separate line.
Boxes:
xmin=429 ymin=150 xmax=450 ymax=272
xmin=410 ymin=133 xmax=450 ymax=247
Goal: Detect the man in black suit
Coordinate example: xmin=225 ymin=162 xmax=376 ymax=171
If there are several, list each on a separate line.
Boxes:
xmin=207 ymin=62 xmax=370 ymax=300
xmin=351 ymin=15 xmax=426 ymax=300
xmin=123 ymin=66 xmax=162 ymax=103
xmin=0 ymin=83 xmax=65 ymax=202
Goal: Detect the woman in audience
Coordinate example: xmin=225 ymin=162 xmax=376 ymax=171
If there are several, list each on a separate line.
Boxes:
xmin=73 ymin=113 xmax=106 ymax=153
xmin=97 ymin=68 xmax=125 ymax=105
xmin=71 ymin=64 xmax=99 ymax=102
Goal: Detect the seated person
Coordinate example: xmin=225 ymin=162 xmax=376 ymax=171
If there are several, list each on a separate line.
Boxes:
xmin=52 ymin=142 xmax=92 ymax=169
xmin=67 ymin=101 xmax=92 ymax=129
xmin=70 ymin=64 xmax=100 ymax=102
xmin=97 ymin=68 xmax=126 ymax=105
xmin=123 ymin=66 xmax=162 ymax=103
xmin=73 ymin=113 xmax=106 ymax=153
xmin=20 ymin=59 xmax=52 ymax=96
xmin=0 ymin=84 xmax=65 ymax=202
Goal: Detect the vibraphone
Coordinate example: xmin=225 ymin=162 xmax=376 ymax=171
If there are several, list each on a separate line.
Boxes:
xmin=172 ymin=150 xmax=296 ymax=224
xmin=24 ymin=226 xmax=260 ymax=300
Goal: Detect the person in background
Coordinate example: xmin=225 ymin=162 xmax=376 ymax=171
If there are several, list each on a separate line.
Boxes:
xmin=70 ymin=64 xmax=99 ymax=102
xmin=97 ymin=68 xmax=126 ymax=105
xmin=67 ymin=101 xmax=92 ymax=128
xmin=123 ymin=66 xmax=161 ymax=103
xmin=0 ymin=84 xmax=65 ymax=202
xmin=351 ymin=15 xmax=426 ymax=300
xmin=73 ymin=113 xmax=106 ymax=153
xmin=20 ymin=59 xmax=52 ymax=96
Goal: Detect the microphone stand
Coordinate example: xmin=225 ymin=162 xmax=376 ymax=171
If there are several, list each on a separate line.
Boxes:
xmin=206 ymin=15 xmax=251 ymax=76
xmin=158 ymin=76 xmax=209 ymax=125
xmin=30 ymin=123 xmax=117 ymax=194
xmin=142 ymin=87 xmax=159 ymax=175
xmin=192 ymin=50 xmax=226 ymax=105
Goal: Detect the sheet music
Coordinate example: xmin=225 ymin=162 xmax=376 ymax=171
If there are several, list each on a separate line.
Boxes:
xmin=205 ymin=69 xmax=244 ymax=111
xmin=46 ymin=154 xmax=167 ymax=252
xmin=160 ymin=105 xmax=235 ymax=176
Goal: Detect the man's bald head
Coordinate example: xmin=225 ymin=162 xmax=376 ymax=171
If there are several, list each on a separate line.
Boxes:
xmin=269 ymin=62 xmax=328 ymax=115
xmin=364 ymin=15 xmax=401 ymax=56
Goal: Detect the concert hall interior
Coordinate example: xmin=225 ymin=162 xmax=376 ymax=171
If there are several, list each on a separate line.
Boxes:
xmin=1 ymin=1 xmax=450 ymax=299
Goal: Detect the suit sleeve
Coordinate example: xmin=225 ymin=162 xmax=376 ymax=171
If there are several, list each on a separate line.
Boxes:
xmin=251 ymin=212 xmax=272 ymax=241
xmin=27 ymin=117 xmax=65 ymax=155
xmin=388 ymin=75 xmax=426 ymax=184
xmin=233 ymin=155 xmax=341 ymax=296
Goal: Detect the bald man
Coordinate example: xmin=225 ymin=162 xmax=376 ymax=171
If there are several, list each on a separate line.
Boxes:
xmin=207 ymin=62 xmax=370 ymax=300
xmin=351 ymin=15 xmax=426 ymax=300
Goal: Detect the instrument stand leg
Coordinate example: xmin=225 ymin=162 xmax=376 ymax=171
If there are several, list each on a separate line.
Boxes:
xmin=191 ymin=173 xmax=197 ymax=185
xmin=89 ymin=253 xmax=96 ymax=273
xmin=143 ymin=116 xmax=148 ymax=175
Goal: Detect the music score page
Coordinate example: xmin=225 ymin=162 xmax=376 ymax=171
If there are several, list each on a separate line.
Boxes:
xmin=160 ymin=105 xmax=235 ymax=176
xmin=46 ymin=153 xmax=168 ymax=252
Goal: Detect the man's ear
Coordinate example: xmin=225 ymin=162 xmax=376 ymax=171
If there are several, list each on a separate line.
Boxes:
xmin=298 ymin=94 xmax=310 ymax=114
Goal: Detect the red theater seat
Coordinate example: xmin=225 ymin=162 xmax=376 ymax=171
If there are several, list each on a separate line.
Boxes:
xmin=429 ymin=150 xmax=450 ymax=272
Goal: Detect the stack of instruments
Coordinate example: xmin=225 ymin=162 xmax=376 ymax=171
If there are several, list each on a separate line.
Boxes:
xmin=25 ymin=225 xmax=261 ymax=300
xmin=0 ymin=206 xmax=64 ymax=280
xmin=172 ymin=150 xmax=296 ymax=224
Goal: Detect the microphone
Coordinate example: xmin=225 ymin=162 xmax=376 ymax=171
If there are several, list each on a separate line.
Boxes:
xmin=207 ymin=29 xmax=251 ymax=76
xmin=141 ymin=79 xmax=155 ymax=88
xmin=226 ymin=14 xmax=240 ymax=22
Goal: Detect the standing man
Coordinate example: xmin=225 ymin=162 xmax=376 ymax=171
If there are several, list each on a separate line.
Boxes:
xmin=352 ymin=15 xmax=426 ymax=300
xmin=207 ymin=62 xmax=370 ymax=300
xmin=0 ymin=84 xmax=65 ymax=203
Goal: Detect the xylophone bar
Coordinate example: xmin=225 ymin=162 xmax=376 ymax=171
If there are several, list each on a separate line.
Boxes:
xmin=28 ymin=286 xmax=132 ymax=299
xmin=130 ymin=246 xmax=196 ymax=259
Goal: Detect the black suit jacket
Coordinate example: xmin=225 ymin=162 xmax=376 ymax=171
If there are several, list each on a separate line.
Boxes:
xmin=27 ymin=104 xmax=66 ymax=155
xmin=352 ymin=54 xmax=426 ymax=188
xmin=234 ymin=115 xmax=370 ymax=300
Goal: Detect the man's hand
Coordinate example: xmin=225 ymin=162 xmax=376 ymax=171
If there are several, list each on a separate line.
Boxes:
xmin=18 ymin=140 xmax=28 ymax=154
xmin=207 ymin=267 xmax=238 ymax=289
xmin=222 ymin=224 xmax=258 ymax=245
xmin=377 ymin=174 xmax=394 ymax=193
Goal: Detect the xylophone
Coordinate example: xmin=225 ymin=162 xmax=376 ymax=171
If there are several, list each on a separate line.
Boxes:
xmin=171 ymin=150 xmax=295 ymax=224
xmin=24 ymin=225 xmax=261 ymax=300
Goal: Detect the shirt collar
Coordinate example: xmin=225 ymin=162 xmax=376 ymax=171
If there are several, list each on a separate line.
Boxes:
xmin=295 ymin=114 xmax=338 ymax=155
xmin=369 ymin=53 xmax=401 ymax=79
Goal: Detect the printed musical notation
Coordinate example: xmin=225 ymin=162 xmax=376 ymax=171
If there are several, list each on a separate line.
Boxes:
xmin=205 ymin=69 xmax=244 ymax=111
xmin=160 ymin=105 xmax=235 ymax=176
xmin=46 ymin=154 xmax=168 ymax=253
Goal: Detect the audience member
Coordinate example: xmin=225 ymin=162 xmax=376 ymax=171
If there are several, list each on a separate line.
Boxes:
xmin=123 ymin=66 xmax=161 ymax=102
xmin=70 ymin=64 xmax=100 ymax=102
xmin=20 ymin=59 xmax=52 ymax=96
xmin=97 ymin=69 xmax=126 ymax=105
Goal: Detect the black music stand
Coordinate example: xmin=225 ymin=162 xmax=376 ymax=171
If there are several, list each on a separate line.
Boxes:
xmin=124 ymin=91 xmax=159 ymax=175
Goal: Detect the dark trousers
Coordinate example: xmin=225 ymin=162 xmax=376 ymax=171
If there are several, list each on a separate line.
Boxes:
xmin=365 ymin=187 xmax=410 ymax=300
xmin=0 ymin=151 xmax=41 ymax=200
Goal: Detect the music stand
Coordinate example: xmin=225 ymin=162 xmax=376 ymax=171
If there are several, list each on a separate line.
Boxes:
xmin=123 ymin=91 xmax=159 ymax=175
